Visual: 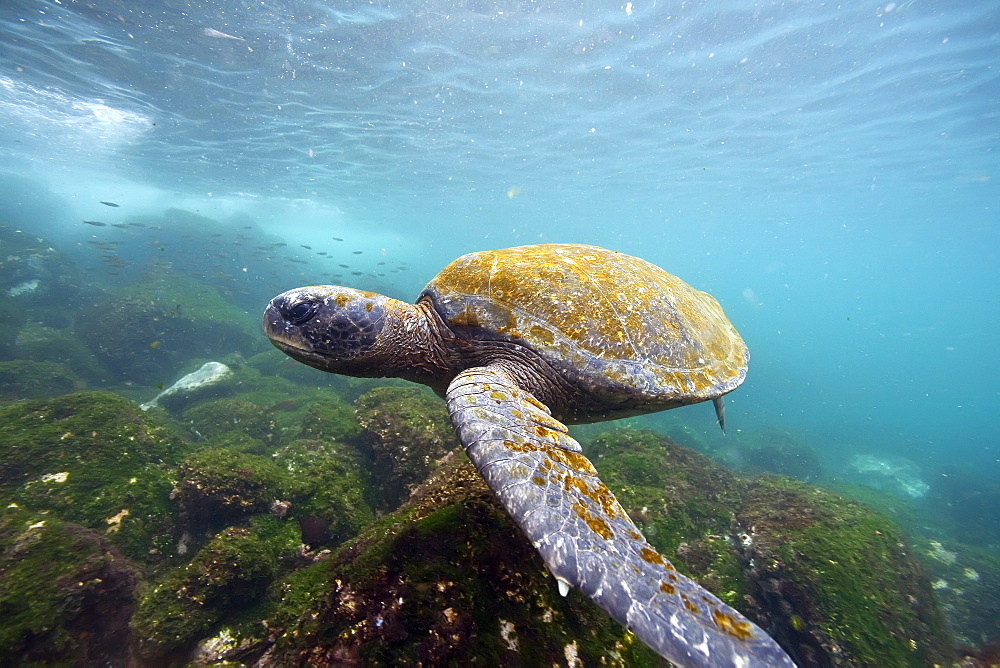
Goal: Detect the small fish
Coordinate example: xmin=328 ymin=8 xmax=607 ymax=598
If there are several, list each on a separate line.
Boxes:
xmin=155 ymin=382 xmax=164 ymax=390
xmin=264 ymin=399 xmax=297 ymax=414
xmin=112 ymin=223 xmax=129 ymax=229
xmin=100 ymin=201 xmax=120 ymax=207
xmin=149 ymin=341 xmax=160 ymax=348
xmin=83 ymin=220 xmax=106 ymax=226
xmin=300 ymin=244 xmax=312 ymax=249
xmin=332 ymin=237 xmax=344 ymax=241
xmin=352 ymin=250 xmax=363 ymax=254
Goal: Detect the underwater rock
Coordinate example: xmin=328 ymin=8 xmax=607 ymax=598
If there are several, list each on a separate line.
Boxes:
xmin=0 ymin=224 xmax=81 ymax=329
xmin=0 ymin=511 xmax=138 ymax=665
xmin=181 ymin=397 xmax=279 ymax=445
xmin=0 ymin=391 xmax=187 ymax=562
xmin=0 ymin=359 xmax=79 ymax=400
xmin=0 ymin=293 xmax=27 ymax=360
xmin=736 ymin=475 xmax=955 ymax=666
xmin=258 ymin=453 xmax=660 ymax=666
xmin=354 ymin=386 xmax=460 ymax=510
xmin=929 ymin=466 xmax=1000 ymax=546
xmin=253 ymin=427 xmax=957 ymax=666
xmin=130 ymin=516 xmax=299 ymax=662
xmin=140 ymin=361 xmax=234 ymax=411
xmin=73 ymin=274 xmax=260 ymax=384
xmin=913 ymin=536 xmax=1000 ymax=650
xmin=13 ymin=322 xmax=109 ymax=383
xmin=170 ymin=447 xmax=289 ymax=528
xmin=740 ymin=427 xmax=823 ymax=482
xmin=848 ymin=453 xmax=930 ymax=499
xmin=273 ymin=438 xmax=375 ymax=548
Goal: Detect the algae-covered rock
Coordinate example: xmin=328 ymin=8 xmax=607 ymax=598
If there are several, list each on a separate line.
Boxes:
xmin=171 ymin=448 xmax=289 ymax=526
xmin=0 ymin=510 xmax=138 ymax=665
xmin=130 ymin=515 xmax=299 ymax=661
xmin=355 ymin=386 xmax=459 ymax=509
xmin=73 ymin=273 xmax=260 ymax=384
xmin=297 ymin=395 xmax=363 ymax=443
xmin=0 ymin=359 xmax=80 ymax=400
xmin=262 ymin=454 xmax=660 ymax=666
xmin=737 ymin=475 xmax=955 ymax=666
xmin=181 ymin=397 xmax=279 ymax=445
xmin=0 ymin=391 xmax=187 ymax=561
xmin=0 ymin=224 xmax=81 ymax=329
xmin=739 ymin=427 xmax=823 ymax=482
xmin=13 ymin=322 xmax=109 ymax=385
xmin=275 ymin=439 xmax=375 ymax=547
xmin=913 ymin=536 xmax=1000 ymax=650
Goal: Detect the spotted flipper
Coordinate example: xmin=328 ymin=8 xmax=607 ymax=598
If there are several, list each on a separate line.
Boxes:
xmin=446 ymin=367 xmax=795 ymax=668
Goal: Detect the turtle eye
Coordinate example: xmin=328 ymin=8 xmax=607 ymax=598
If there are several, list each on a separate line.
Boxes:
xmin=282 ymin=299 xmax=320 ymax=325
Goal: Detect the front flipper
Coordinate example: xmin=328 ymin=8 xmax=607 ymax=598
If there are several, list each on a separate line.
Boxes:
xmin=446 ymin=367 xmax=795 ymax=668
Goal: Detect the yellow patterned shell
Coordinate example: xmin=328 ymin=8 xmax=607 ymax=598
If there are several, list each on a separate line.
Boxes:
xmin=422 ymin=244 xmax=748 ymax=408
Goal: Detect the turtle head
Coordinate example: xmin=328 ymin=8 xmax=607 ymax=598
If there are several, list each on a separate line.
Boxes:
xmin=263 ymin=286 xmax=400 ymax=377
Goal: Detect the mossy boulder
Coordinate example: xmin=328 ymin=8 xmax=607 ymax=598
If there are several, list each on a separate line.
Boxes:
xmin=181 ymin=398 xmax=280 ymax=446
xmin=588 ymin=429 xmax=955 ymax=665
xmin=13 ymin=322 xmax=109 ymax=385
xmin=130 ymin=516 xmax=299 ymax=661
xmin=0 ymin=510 xmax=138 ymax=665
xmin=739 ymin=427 xmax=823 ymax=482
xmin=586 ymin=429 xmax=749 ymax=609
xmin=738 ymin=475 xmax=955 ymax=666
xmin=0 ymin=391 xmax=188 ymax=561
xmin=263 ymin=454 xmax=660 ymax=666
xmin=275 ymin=439 xmax=375 ymax=547
xmin=297 ymin=395 xmax=363 ymax=443
xmin=0 ymin=292 xmax=28 ymax=360
xmin=73 ymin=274 xmax=260 ymax=384
xmin=171 ymin=448 xmax=289 ymax=527
xmin=0 ymin=359 xmax=80 ymax=400
xmin=354 ymin=386 xmax=460 ymax=509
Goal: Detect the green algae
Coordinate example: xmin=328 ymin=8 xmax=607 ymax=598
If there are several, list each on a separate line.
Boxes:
xmin=0 ymin=391 xmax=188 ymax=562
xmin=265 ymin=456 xmax=659 ymax=666
xmin=354 ymin=386 xmax=459 ymax=510
xmin=130 ymin=515 xmax=300 ymax=661
xmin=297 ymin=394 xmax=364 ymax=443
xmin=739 ymin=475 xmax=955 ymax=666
xmin=74 ymin=273 xmax=262 ymax=385
xmin=0 ymin=360 xmax=80 ymax=400
xmin=172 ymin=447 xmax=290 ymax=526
xmin=0 ymin=509 xmax=138 ymax=665
xmin=275 ymin=438 xmax=375 ymax=546
xmin=181 ymin=397 xmax=280 ymax=445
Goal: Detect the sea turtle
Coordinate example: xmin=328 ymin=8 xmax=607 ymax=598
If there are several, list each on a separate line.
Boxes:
xmin=263 ymin=244 xmax=794 ymax=667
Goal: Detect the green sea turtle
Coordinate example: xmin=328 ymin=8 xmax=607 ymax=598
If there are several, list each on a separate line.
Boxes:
xmin=263 ymin=243 xmax=794 ymax=667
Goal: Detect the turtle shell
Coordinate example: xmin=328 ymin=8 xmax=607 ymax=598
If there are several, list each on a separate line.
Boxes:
xmin=421 ymin=244 xmax=748 ymax=407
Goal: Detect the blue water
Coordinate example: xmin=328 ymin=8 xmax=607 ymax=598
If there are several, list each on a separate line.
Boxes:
xmin=2 ymin=0 xmax=998 ymax=514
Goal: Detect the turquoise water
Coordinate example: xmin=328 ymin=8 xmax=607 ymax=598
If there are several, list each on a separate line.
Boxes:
xmin=4 ymin=0 xmax=997 ymax=474
xmin=1 ymin=0 xmax=998 ymax=631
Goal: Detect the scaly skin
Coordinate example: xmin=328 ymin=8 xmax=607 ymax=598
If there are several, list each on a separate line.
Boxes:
xmin=262 ymin=244 xmax=791 ymax=666
xmin=447 ymin=365 xmax=795 ymax=668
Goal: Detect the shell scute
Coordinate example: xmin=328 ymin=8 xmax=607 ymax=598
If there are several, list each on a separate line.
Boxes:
xmin=423 ymin=244 xmax=747 ymax=403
